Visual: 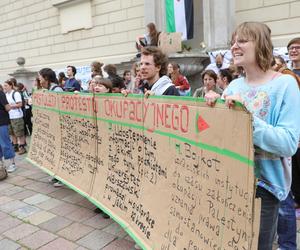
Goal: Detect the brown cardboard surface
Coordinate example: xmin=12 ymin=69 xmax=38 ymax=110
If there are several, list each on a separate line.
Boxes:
xmin=28 ymin=92 xmax=259 ymax=250
xmin=28 ymin=91 xmax=61 ymax=174
xmin=158 ymin=32 xmax=182 ymax=54
xmin=57 ymin=93 xmax=98 ymax=195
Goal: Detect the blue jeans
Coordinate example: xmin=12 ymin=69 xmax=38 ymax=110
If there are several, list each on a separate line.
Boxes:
xmin=0 ymin=125 xmax=15 ymax=160
xmin=277 ymin=192 xmax=297 ymax=250
xmin=256 ymin=186 xmax=280 ymax=250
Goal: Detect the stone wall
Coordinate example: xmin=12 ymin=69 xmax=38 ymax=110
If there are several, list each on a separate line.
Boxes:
xmin=235 ymin=0 xmax=300 ymax=47
xmin=0 ymin=0 xmax=145 ymax=83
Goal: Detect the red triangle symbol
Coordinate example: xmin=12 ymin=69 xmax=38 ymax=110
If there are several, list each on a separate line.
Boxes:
xmin=197 ymin=116 xmax=209 ymax=132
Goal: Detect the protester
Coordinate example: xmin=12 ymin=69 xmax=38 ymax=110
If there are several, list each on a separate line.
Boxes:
xmin=206 ymin=22 xmax=300 ymax=250
xmin=103 ymin=64 xmax=124 ymax=93
xmin=130 ymin=62 xmax=144 ymax=94
xmin=9 ymin=78 xmax=18 ymax=90
xmin=58 ymin=72 xmax=67 ymax=88
xmin=64 ymin=65 xmax=81 ymax=91
xmin=288 ymin=38 xmax=300 ymax=209
xmin=16 ymin=83 xmax=32 ymax=136
xmin=39 ymin=68 xmax=64 ymax=187
xmin=39 ymin=68 xmax=63 ymax=92
xmin=91 ymin=61 xmax=104 ymax=78
xmin=205 ymin=53 xmax=230 ymax=74
xmin=0 ymin=88 xmax=16 ymax=173
xmin=275 ymin=39 xmax=300 ymax=250
xmin=139 ymin=46 xmax=179 ymax=97
xmin=271 ymin=55 xmax=300 ymax=87
xmin=168 ymin=62 xmax=191 ymax=96
xmin=217 ymin=68 xmax=233 ymax=90
xmin=123 ymin=70 xmax=134 ymax=91
xmin=136 ymin=23 xmax=160 ymax=50
xmin=193 ymin=70 xmax=223 ymax=98
xmin=89 ymin=75 xmax=112 ymax=94
xmin=3 ymin=80 xmax=27 ymax=155
xmin=33 ymin=77 xmax=42 ymax=90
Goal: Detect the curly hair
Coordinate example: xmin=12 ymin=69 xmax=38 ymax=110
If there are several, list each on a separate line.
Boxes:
xmin=141 ymin=46 xmax=168 ymax=76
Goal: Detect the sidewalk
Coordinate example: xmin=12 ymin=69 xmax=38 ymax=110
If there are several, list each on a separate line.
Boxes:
xmin=0 ymin=154 xmax=135 ymax=250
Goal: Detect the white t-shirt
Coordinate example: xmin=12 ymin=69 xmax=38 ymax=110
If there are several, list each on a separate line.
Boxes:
xmin=6 ymin=91 xmax=23 ymax=119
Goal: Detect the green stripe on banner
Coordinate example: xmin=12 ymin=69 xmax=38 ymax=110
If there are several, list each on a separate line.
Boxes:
xmin=165 ymin=0 xmax=175 ymax=32
xmin=33 ymin=105 xmax=254 ymax=166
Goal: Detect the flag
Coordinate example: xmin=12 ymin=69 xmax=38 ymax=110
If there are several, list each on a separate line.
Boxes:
xmin=165 ymin=0 xmax=194 ymax=40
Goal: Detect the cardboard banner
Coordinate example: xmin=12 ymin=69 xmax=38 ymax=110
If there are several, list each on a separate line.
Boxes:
xmin=28 ymin=91 xmax=260 ymax=250
xmin=158 ymin=32 xmax=182 ymax=54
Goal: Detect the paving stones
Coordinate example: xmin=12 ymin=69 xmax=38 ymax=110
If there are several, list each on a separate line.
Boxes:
xmin=0 ymin=200 xmax=28 ymax=213
xmin=0 ymin=217 xmax=22 ymax=234
xmin=36 ymin=197 xmax=64 ymax=211
xmin=0 ymin=196 xmax=14 ymax=205
xmin=0 ymin=238 xmax=21 ymax=250
xmin=101 ymin=238 xmax=135 ymax=250
xmin=77 ymin=230 xmax=116 ymax=250
xmin=10 ymin=189 xmax=37 ymax=200
xmin=57 ymin=222 xmax=94 ymax=241
xmin=23 ymin=193 xmax=51 ymax=205
xmin=82 ymin=215 xmax=113 ymax=230
xmin=102 ymin=223 xmax=128 ymax=238
xmin=10 ymin=205 xmax=41 ymax=219
xmin=39 ymin=237 xmax=78 ymax=250
xmin=0 ymin=186 xmax=25 ymax=196
xmin=3 ymin=223 xmax=39 ymax=241
xmin=23 ymin=210 xmax=57 ymax=225
xmin=19 ymin=230 xmax=57 ymax=249
xmin=65 ymin=207 xmax=95 ymax=222
xmin=49 ymin=202 xmax=81 ymax=216
xmin=39 ymin=216 xmax=73 ymax=233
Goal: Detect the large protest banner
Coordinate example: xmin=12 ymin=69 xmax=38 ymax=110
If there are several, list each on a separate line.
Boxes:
xmin=28 ymin=91 xmax=260 ymax=250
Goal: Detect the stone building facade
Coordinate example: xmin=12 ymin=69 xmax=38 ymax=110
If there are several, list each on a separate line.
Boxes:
xmin=0 ymin=0 xmax=300 ymax=89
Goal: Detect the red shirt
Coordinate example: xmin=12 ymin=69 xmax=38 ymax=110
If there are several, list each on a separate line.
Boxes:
xmin=173 ymin=75 xmax=190 ymax=90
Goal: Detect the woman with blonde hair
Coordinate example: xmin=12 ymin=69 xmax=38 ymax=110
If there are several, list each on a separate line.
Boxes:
xmin=206 ymin=22 xmax=300 ymax=250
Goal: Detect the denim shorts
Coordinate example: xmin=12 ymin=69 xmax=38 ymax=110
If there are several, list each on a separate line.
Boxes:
xmin=9 ymin=118 xmax=25 ymax=137
xmin=0 ymin=125 xmax=15 ymax=159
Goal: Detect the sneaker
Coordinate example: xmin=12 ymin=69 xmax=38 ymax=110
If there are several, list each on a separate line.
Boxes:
xmin=53 ymin=181 xmax=64 ymax=187
xmin=6 ymin=164 xmax=16 ymax=173
xmin=18 ymin=147 xmax=26 ymax=155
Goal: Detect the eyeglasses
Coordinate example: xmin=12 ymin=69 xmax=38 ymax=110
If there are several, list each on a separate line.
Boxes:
xmin=140 ymin=62 xmax=155 ymax=67
xmin=230 ymin=39 xmax=252 ymax=47
xmin=288 ymin=46 xmax=300 ymax=52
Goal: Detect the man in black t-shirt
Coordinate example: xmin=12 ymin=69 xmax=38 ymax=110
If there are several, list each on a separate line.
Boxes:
xmin=0 ymin=90 xmax=16 ymax=173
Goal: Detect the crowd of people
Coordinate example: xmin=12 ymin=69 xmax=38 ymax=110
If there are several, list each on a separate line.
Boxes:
xmin=0 ymin=21 xmax=300 ymax=250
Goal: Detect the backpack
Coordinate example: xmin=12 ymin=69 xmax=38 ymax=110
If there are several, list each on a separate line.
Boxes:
xmin=12 ymin=90 xmax=26 ymax=109
xmin=50 ymin=85 xmax=63 ymax=92
xmin=0 ymin=165 xmax=7 ymax=181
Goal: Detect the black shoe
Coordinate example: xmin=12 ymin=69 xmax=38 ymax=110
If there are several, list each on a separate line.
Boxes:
xmin=102 ymin=213 xmax=110 ymax=219
xmin=94 ymin=207 xmax=103 ymax=214
xmin=13 ymin=144 xmax=19 ymax=152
